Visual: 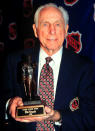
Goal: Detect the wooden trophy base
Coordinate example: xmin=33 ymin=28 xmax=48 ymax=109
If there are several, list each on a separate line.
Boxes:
xmin=16 ymin=100 xmax=45 ymax=118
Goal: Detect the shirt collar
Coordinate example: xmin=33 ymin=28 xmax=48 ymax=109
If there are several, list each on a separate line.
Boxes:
xmin=39 ymin=46 xmax=63 ymax=64
xmin=51 ymin=47 xmax=63 ymax=64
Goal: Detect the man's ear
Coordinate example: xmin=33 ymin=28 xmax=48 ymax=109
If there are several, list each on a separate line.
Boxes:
xmin=65 ymin=24 xmax=69 ymax=38
xmin=32 ymin=24 xmax=38 ymax=38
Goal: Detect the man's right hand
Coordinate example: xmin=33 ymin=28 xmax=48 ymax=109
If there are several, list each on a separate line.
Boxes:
xmin=8 ymin=97 xmax=23 ymax=120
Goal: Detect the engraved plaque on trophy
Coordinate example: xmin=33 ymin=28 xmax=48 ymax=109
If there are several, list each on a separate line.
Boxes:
xmin=16 ymin=55 xmax=45 ymax=118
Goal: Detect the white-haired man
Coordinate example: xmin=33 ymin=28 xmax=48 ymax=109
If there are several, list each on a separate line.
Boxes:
xmin=3 ymin=3 xmax=95 ymax=131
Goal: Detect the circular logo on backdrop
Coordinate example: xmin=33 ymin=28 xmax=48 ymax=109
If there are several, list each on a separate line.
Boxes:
xmin=24 ymin=0 xmax=33 ymax=18
xmin=64 ymin=0 xmax=79 ymax=6
xmin=8 ymin=22 xmax=17 ymax=40
xmin=24 ymin=38 xmax=35 ymax=49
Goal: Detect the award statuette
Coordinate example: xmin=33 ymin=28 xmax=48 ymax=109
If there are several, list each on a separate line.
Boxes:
xmin=16 ymin=55 xmax=45 ymax=118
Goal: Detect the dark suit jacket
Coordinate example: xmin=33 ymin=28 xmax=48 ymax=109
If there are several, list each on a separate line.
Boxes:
xmin=2 ymin=44 xmax=95 ymax=131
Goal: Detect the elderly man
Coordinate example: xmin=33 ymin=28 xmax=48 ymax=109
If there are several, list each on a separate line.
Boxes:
xmin=3 ymin=3 xmax=95 ymax=131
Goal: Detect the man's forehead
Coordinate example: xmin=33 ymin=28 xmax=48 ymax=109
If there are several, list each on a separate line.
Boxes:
xmin=38 ymin=7 xmax=64 ymax=22
xmin=39 ymin=6 xmax=63 ymax=17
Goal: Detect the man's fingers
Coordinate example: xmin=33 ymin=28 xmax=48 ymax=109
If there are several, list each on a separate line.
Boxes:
xmin=9 ymin=97 xmax=23 ymax=118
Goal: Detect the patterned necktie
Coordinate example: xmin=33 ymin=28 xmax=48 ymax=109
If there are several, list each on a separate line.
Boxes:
xmin=36 ymin=57 xmax=54 ymax=131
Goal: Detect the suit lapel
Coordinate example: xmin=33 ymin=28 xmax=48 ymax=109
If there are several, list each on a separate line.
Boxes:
xmin=54 ymin=47 xmax=73 ymax=110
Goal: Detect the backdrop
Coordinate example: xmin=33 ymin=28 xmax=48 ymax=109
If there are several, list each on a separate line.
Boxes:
xmin=0 ymin=0 xmax=95 ymax=59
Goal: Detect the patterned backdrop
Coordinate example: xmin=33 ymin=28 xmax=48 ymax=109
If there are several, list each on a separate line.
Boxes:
xmin=0 ymin=0 xmax=95 ymax=58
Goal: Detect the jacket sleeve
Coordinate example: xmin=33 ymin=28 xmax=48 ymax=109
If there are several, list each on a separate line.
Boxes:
xmin=62 ymin=63 xmax=95 ymax=130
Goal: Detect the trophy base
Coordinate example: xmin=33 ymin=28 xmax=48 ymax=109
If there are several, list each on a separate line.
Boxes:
xmin=16 ymin=100 xmax=45 ymax=118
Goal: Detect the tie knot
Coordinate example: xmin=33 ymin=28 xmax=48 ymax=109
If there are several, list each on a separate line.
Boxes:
xmin=45 ymin=57 xmax=52 ymax=64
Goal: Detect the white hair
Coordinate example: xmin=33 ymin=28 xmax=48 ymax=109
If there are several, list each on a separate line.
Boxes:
xmin=34 ymin=3 xmax=69 ymax=28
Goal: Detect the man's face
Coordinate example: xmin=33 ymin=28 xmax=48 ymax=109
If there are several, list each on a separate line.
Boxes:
xmin=33 ymin=7 xmax=69 ymax=55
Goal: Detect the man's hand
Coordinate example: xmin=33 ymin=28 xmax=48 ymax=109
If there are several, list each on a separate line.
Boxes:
xmin=8 ymin=97 xmax=61 ymax=123
xmin=8 ymin=97 xmax=23 ymax=119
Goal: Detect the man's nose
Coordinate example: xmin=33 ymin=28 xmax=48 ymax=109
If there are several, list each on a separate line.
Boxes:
xmin=49 ymin=25 xmax=56 ymax=34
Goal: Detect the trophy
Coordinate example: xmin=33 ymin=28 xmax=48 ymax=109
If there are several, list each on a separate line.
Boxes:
xmin=16 ymin=55 xmax=45 ymax=118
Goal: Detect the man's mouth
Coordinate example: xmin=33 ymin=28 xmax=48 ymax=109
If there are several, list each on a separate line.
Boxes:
xmin=47 ymin=38 xmax=57 ymax=41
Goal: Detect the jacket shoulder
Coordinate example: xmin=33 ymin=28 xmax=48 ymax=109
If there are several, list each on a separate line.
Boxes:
xmin=63 ymin=47 xmax=93 ymax=66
